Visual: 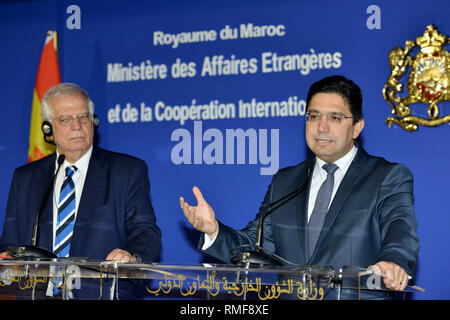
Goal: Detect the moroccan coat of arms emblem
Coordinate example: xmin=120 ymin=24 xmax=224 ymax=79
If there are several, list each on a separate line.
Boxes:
xmin=383 ymin=25 xmax=450 ymax=131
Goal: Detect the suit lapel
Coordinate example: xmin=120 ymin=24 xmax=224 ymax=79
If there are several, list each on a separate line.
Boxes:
xmin=36 ymin=154 xmax=57 ymax=250
xmin=70 ymin=148 xmax=107 ymax=255
xmin=295 ymin=160 xmax=314 ymax=264
xmin=308 ymin=147 xmax=370 ymax=263
xmin=295 ymin=178 xmax=311 ymax=263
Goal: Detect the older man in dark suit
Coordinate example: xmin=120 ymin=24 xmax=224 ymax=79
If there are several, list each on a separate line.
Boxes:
xmin=0 ymin=83 xmax=161 ymax=299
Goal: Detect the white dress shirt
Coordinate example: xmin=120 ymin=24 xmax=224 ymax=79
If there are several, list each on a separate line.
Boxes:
xmin=47 ymin=147 xmax=92 ymax=297
xmin=307 ymin=145 xmax=357 ymax=222
xmin=52 ymin=147 xmax=92 ymax=250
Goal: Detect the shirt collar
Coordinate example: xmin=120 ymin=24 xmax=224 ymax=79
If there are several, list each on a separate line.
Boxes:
xmin=55 ymin=146 xmax=93 ymax=174
xmin=315 ymin=144 xmax=358 ymax=175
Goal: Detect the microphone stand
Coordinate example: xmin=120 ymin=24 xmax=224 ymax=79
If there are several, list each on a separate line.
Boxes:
xmin=231 ymin=158 xmax=314 ymax=267
xmin=7 ymin=154 xmax=66 ymax=260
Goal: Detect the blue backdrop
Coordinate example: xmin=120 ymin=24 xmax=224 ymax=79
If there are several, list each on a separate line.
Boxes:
xmin=0 ymin=0 xmax=449 ymax=299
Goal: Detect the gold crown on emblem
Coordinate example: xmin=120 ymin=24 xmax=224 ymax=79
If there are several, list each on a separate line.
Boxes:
xmin=383 ymin=25 xmax=450 ymax=131
xmin=416 ymin=25 xmax=446 ymax=53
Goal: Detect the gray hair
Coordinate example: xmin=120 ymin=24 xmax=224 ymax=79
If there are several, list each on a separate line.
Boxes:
xmin=41 ymin=83 xmax=95 ymax=121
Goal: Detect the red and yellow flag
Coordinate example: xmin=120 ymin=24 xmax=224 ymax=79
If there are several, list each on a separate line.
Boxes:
xmin=28 ymin=30 xmax=61 ymax=162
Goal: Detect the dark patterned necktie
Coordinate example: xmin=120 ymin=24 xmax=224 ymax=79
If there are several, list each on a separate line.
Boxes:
xmin=308 ymin=163 xmax=338 ymax=259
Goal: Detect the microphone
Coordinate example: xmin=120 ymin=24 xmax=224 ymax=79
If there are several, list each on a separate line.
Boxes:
xmin=7 ymin=154 xmax=66 ymax=260
xmin=231 ymin=158 xmax=314 ymax=266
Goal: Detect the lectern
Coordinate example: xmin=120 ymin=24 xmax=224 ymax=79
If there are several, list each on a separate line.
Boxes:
xmin=0 ymin=259 xmax=424 ymax=300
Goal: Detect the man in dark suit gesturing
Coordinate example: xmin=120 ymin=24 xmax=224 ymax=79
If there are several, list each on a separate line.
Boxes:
xmin=180 ymin=75 xmax=419 ymax=299
xmin=0 ymin=83 xmax=161 ymax=298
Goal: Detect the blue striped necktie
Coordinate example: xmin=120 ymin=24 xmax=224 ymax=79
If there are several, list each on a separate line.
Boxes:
xmin=54 ymin=166 xmax=77 ymax=257
xmin=307 ymin=163 xmax=339 ymax=259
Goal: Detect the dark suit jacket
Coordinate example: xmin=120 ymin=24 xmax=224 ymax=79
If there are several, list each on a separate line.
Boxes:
xmin=0 ymin=147 xmax=161 ymax=299
xmin=201 ymin=147 xmax=419 ymax=298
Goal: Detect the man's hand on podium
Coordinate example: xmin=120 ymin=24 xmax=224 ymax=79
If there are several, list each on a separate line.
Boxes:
xmin=373 ymin=261 xmax=408 ymax=291
xmin=106 ymin=248 xmax=137 ymax=263
xmin=0 ymin=251 xmax=14 ymax=260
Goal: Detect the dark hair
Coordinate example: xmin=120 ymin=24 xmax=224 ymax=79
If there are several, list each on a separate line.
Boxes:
xmin=306 ymin=75 xmax=363 ymax=124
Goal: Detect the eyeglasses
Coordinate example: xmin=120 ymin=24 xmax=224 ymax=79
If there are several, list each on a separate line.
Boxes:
xmin=54 ymin=113 xmax=93 ymax=127
xmin=305 ymin=111 xmax=353 ymax=124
